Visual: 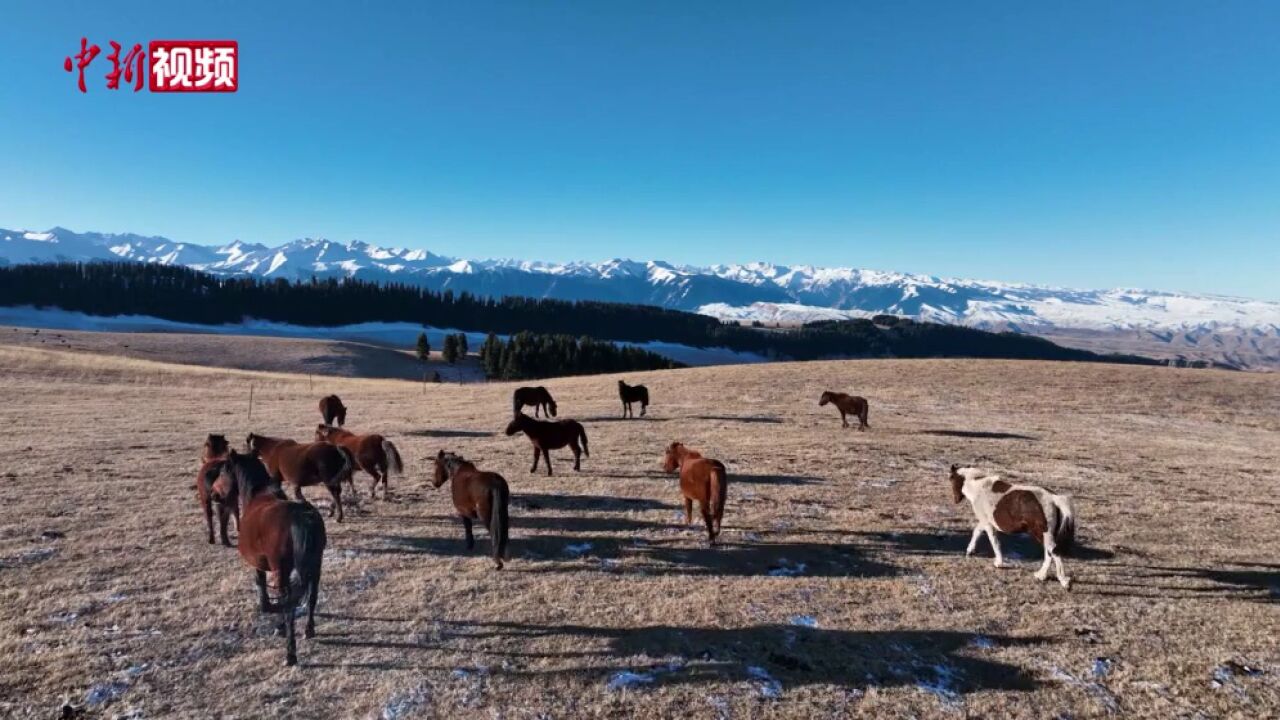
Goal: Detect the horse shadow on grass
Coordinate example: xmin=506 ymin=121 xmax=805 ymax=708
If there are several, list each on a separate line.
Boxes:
xmin=732 ymin=473 xmax=825 ymax=486
xmin=853 ymin=530 xmax=1116 ymax=562
xmin=580 ymin=416 xmax=669 ymax=423
xmin=514 ymin=493 xmax=677 ymax=512
xmin=1083 ymin=562 xmax=1280 ymax=603
xmin=689 ymin=414 xmax=785 ymax=424
xmin=916 ymin=429 xmax=1039 ymax=441
xmin=405 ymin=429 xmax=496 ymax=439
xmin=320 ymin=619 xmax=1047 ymax=694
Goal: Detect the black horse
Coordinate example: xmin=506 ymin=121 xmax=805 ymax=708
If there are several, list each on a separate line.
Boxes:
xmin=512 ymin=386 xmax=558 ymax=418
xmin=618 ymin=380 xmax=649 ymax=418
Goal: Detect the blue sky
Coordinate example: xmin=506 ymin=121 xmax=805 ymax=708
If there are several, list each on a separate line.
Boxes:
xmin=0 ymin=1 xmax=1276 ymax=299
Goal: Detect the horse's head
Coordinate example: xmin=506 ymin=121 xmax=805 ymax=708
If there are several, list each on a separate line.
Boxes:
xmin=244 ymin=433 xmax=259 ymax=454
xmin=432 ymin=449 xmax=466 ymax=488
xmin=818 ymin=392 xmax=832 ymax=406
xmin=315 ymin=424 xmax=334 ymax=442
xmin=204 ymin=434 xmax=230 ymax=461
xmin=662 ymin=442 xmax=684 ymax=473
xmin=547 ymin=399 xmax=558 ymax=417
xmin=618 ymin=380 xmax=627 ymax=389
xmin=504 ymin=416 xmax=524 ymax=436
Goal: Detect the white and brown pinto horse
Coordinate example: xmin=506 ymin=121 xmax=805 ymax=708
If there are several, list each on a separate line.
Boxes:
xmin=950 ymin=465 xmax=1076 ymax=589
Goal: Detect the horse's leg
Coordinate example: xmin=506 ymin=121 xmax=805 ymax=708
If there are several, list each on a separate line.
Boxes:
xmin=305 ymin=567 xmax=321 ymax=638
xmin=203 ymin=498 xmax=215 ymax=544
xmin=701 ymin=504 xmax=716 ymax=545
xmin=684 ymin=497 xmax=693 ymax=525
xmin=840 ymin=411 xmax=849 ymax=428
xmin=256 ymin=570 xmax=271 ymax=612
xmin=218 ymin=504 xmax=233 ymax=547
xmin=1052 ymin=546 xmax=1072 ymax=590
xmin=462 ymin=516 xmax=475 ymax=550
xmin=284 ymin=605 xmax=298 ymax=666
xmin=530 ymin=447 xmax=540 ymax=473
xmin=543 ymin=448 xmax=553 ymax=477
xmin=640 ymin=402 xmax=646 ymax=417
xmin=985 ymin=527 xmax=1006 ymax=567
xmin=1034 ymin=536 xmax=1053 ymax=582
xmin=330 ymin=483 xmax=344 ymax=523
xmin=570 ymin=440 xmax=581 ymax=471
xmin=965 ymin=526 xmax=984 ymax=557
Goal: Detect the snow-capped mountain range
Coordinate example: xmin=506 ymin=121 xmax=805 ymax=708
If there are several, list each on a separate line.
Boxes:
xmin=4 ymin=226 xmax=1278 ymax=368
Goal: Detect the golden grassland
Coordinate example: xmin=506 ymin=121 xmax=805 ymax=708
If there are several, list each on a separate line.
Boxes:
xmin=0 ymin=345 xmax=1278 ymax=718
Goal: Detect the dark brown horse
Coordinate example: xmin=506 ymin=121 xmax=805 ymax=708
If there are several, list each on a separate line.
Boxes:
xmin=818 ymin=391 xmax=869 ymax=430
xmin=512 ymin=386 xmax=557 ymax=418
xmin=314 ymin=425 xmax=403 ymax=499
xmin=432 ymin=450 xmax=510 ymax=569
xmin=318 ymin=394 xmax=347 ymax=427
xmin=213 ymin=451 xmax=326 ymax=666
xmin=618 ymin=380 xmax=649 ymax=418
xmin=245 ymin=433 xmax=353 ymax=522
xmin=504 ymin=413 xmax=589 ymax=476
xmin=196 ymin=434 xmax=237 ymax=546
xmin=662 ymin=442 xmax=728 ymax=545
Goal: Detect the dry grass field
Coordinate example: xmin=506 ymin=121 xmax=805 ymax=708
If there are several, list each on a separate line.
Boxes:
xmin=1 ymin=345 xmax=1278 ymax=719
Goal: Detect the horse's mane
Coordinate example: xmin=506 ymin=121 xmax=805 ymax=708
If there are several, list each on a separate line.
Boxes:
xmin=225 ymin=451 xmax=279 ymax=500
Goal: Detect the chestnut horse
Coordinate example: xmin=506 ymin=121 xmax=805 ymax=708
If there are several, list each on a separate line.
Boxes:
xmin=662 ymin=442 xmax=728 ymax=545
xmin=213 ymin=451 xmax=326 ymax=666
xmin=318 ymin=394 xmax=347 ymax=427
xmin=245 ymin=433 xmax=353 ymax=522
xmin=818 ymin=391 xmax=869 ymax=430
xmin=618 ymin=380 xmax=649 ymax=418
xmin=512 ymin=386 xmax=557 ymax=418
xmin=196 ymin=434 xmax=237 ymax=546
xmin=950 ymin=465 xmax=1076 ymax=589
xmin=504 ymin=413 xmax=589 ymax=476
xmin=314 ymin=425 xmax=403 ymax=499
xmin=432 ymin=450 xmax=510 ymax=569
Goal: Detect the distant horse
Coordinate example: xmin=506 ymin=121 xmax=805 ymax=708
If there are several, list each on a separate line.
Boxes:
xmin=818 ymin=391 xmax=869 ymax=430
xmin=662 ymin=442 xmax=728 ymax=545
xmin=504 ymin=413 xmax=589 ymax=476
xmin=213 ymin=451 xmax=326 ymax=666
xmin=432 ymin=450 xmax=510 ymax=569
xmin=512 ymin=386 xmax=558 ymax=418
xmin=949 ymin=465 xmax=1076 ymax=589
xmin=314 ymin=425 xmax=404 ymax=499
xmin=318 ymin=395 xmax=347 ymax=427
xmin=245 ymin=433 xmax=354 ymax=522
xmin=618 ymin=380 xmax=649 ymax=418
xmin=203 ymin=433 xmax=230 ymax=462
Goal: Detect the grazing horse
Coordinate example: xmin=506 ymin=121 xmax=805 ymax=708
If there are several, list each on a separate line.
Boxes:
xmin=432 ymin=450 xmax=510 ymax=569
xmin=314 ymin=425 xmax=404 ymax=500
xmin=512 ymin=386 xmax=558 ymax=418
xmin=245 ymin=433 xmax=353 ymax=522
xmin=196 ymin=434 xmax=237 ymax=546
xmin=318 ymin=394 xmax=347 ymax=427
xmin=662 ymin=442 xmax=728 ymax=545
xmin=818 ymin=391 xmax=869 ymax=430
xmin=504 ymin=413 xmax=589 ymax=476
xmin=949 ymin=465 xmax=1076 ymax=589
xmin=213 ymin=451 xmax=326 ymax=666
xmin=618 ymin=380 xmax=649 ymax=418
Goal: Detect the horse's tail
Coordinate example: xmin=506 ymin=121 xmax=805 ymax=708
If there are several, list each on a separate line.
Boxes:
xmin=382 ymin=440 xmax=404 ymax=475
xmin=709 ymin=464 xmax=727 ymax=520
xmin=1052 ymin=494 xmax=1076 ymax=556
xmin=640 ymin=387 xmax=649 ymax=407
xmin=490 ymin=482 xmax=509 ymax=567
xmin=333 ymin=445 xmax=356 ymax=490
xmin=577 ymin=423 xmax=590 ymax=457
xmin=266 ymin=507 xmax=327 ymax=613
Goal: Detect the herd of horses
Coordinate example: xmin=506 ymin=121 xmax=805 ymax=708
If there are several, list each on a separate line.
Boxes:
xmin=196 ymin=382 xmax=1079 ymax=665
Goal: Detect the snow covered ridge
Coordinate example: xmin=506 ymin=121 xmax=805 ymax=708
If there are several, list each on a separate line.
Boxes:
xmin=2 ymin=226 xmax=1278 ymax=337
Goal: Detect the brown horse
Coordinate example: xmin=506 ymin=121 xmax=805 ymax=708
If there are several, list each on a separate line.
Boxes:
xmin=213 ymin=451 xmax=326 ymax=666
xmin=512 ymin=386 xmax=557 ymax=418
xmin=318 ymin=394 xmax=347 ymax=427
xmin=314 ymin=425 xmax=403 ymax=499
xmin=818 ymin=391 xmax=869 ymax=430
xmin=245 ymin=433 xmax=353 ymax=522
xmin=432 ymin=450 xmax=510 ymax=569
xmin=196 ymin=434 xmax=239 ymax=546
xmin=618 ymin=380 xmax=649 ymax=418
xmin=662 ymin=442 xmax=728 ymax=545
xmin=504 ymin=413 xmax=589 ymax=476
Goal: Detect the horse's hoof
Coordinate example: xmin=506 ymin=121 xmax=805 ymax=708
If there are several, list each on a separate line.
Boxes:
xmin=495 ymin=560 xmax=504 ymax=570
xmin=993 ymin=560 xmax=1007 ymax=569
xmin=1034 ymin=571 xmax=1049 ymax=582
xmin=304 ymin=626 xmax=315 ymax=639
xmin=286 ymin=655 xmax=297 ymax=667
xmin=1061 ymin=577 xmax=1074 ymax=591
